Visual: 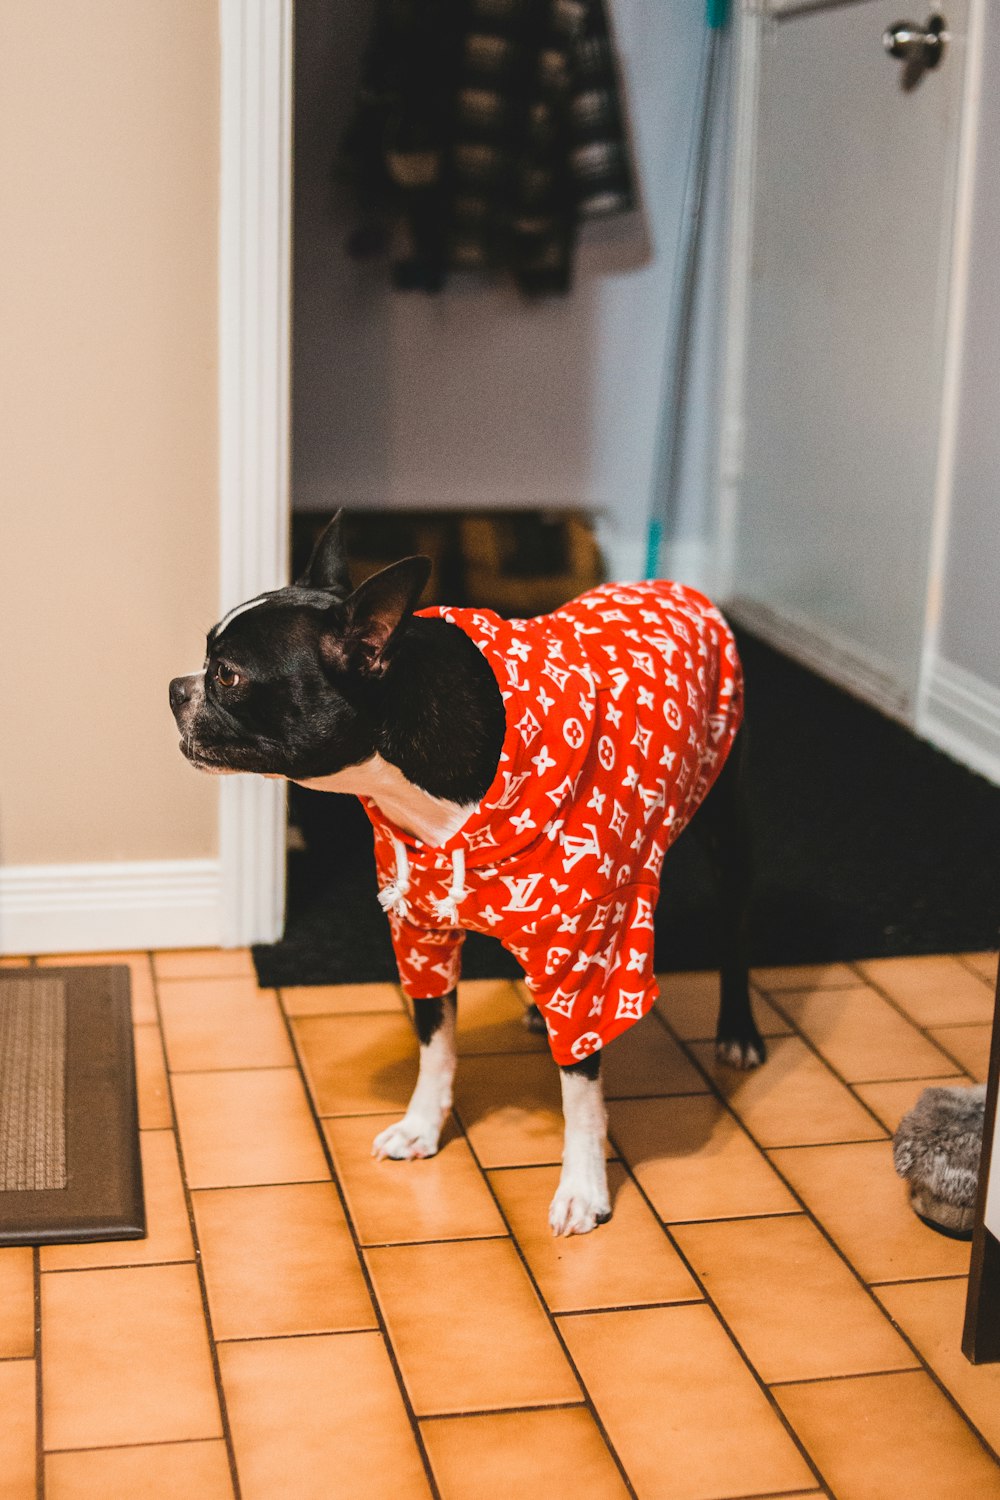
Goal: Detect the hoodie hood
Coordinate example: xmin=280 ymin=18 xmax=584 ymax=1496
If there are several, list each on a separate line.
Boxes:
xmin=412 ymin=603 xmax=601 ymax=866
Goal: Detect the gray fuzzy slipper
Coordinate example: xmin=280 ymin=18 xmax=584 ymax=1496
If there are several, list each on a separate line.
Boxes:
xmin=893 ymin=1084 xmax=986 ymax=1239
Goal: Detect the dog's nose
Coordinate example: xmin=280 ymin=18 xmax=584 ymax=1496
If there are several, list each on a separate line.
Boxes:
xmin=169 ymin=677 xmax=189 ymax=713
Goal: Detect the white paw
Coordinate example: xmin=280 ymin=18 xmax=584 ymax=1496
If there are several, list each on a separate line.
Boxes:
xmin=715 ymin=1035 xmax=766 ymax=1071
xmin=548 ymin=1179 xmax=612 ymax=1237
xmin=371 ymin=1117 xmax=441 ymax=1161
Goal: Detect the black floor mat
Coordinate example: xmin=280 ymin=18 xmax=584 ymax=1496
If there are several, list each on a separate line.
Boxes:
xmin=253 ymin=631 xmax=1000 ymax=987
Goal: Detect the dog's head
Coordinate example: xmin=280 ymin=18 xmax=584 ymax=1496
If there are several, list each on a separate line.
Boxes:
xmin=169 ymin=513 xmax=430 ymax=779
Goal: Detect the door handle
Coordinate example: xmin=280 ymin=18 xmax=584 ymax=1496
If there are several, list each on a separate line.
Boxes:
xmin=884 ymin=14 xmax=948 ymax=90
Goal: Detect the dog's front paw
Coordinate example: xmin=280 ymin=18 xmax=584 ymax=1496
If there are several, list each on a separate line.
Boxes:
xmin=371 ymin=1116 xmax=442 ymax=1161
xmin=548 ymin=1181 xmax=612 ymax=1237
xmin=715 ymin=1033 xmax=767 ymax=1070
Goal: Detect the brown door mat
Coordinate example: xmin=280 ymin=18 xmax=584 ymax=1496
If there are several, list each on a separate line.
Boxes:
xmin=0 ymin=966 xmax=145 ymax=1247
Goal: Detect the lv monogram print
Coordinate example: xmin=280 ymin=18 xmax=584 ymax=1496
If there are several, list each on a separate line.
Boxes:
xmin=368 ymin=581 xmax=743 ymax=1066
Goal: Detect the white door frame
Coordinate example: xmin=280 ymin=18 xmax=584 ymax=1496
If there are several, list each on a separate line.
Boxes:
xmin=217 ymin=0 xmax=294 ymax=945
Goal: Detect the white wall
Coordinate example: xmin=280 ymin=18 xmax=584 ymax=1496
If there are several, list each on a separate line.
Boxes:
xmin=917 ymin=7 xmax=1000 ymax=786
xmin=937 ymin=15 xmax=1000 ymax=693
xmin=0 ymin=0 xmax=222 ymax=953
xmin=292 ymin=0 xmax=729 ymax=584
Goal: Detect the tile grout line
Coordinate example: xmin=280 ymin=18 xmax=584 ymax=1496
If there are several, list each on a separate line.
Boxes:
xmin=767 ymin=974 xmax=976 ymax=1083
xmin=448 ymin=1100 xmax=641 ymax=1500
xmin=44 ymin=1435 xmax=240 ymax=1457
xmin=282 ymin=1008 xmax=405 ymax=1021
xmin=723 ymin=1136 xmax=885 ymax=1152
xmin=281 ymin=995 xmax=444 ymax=1500
xmin=756 ymin=978 xmax=980 ymax=1139
xmin=768 ymin=1365 xmax=932 ymax=1391
xmin=841 ymin=962 xmax=982 ymax=1080
xmin=848 ymin=1071 xmax=966 ymax=1087
xmin=33 ymin=1244 xmax=43 ymax=1500
xmin=355 ymin=1233 xmax=510 ymax=1250
xmin=149 ymin=952 xmax=244 ymax=1500
xmin=23 ymin=954 xmax=995 ymax=1482
xmin=156 ymin=1062 xmax=326 ymax=1077
xmin=159 ymin=1062 xmax=315 ymax=1080
xmin=949 ymin=953 xmax=997 ymax=991
xmin=941 ymin=954 xmax=995 ymax=990
xmin=415 ymin=1399 xmax=590 ymax=1424
xmin=666 ymin=1038 xmax=960 ymax=1077
xmin=909 ymin=1036 xmax=982 ymax=1081
xmin=894 ymin=1018 xmax=990 ymax=1033
xmin=594 ymin=1111 xmax=831 ymax=1496
xmin=665 ymin=996 xmax=992 ymax=1444
xmin=713 ymin=991 xmax=894 ymax=1143
xmin=41 ymin=1257 xmax=199 ymax=1277
xmin=294 ymin=976 xmax=829 ymax=1496
xmin=252 ymin=965 xmax=995 ymax=1490
xmin=654 ymin=998 xmax=1000 ymax=1472
xmin=337 ymin=978 xmax=638 ymax=1490
xmin=757 ymin=973 xmax=977 ymax=1141
xmin=213 ymin=1326 xmax=379 ymax=1346
xmin=748 ymin=979 xmax=860 ymax=994
xmin=869 ymin=1272 xmax=976 ymax=1292
xmin=725 ymin=1492 xmax=826 ymax=1500
xmin=554 ymin=1297 xmax=703 ymax=1317
xmin=419 ymin=1188 xmax=806 ymax=1230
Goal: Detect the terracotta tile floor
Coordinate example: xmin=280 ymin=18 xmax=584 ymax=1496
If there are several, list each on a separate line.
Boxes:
xmin=3 ymin=949 xmax=999 ymax=1498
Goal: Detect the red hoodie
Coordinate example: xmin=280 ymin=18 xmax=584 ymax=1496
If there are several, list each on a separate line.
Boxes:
xmin=364 ymin=580 xmax=743 ymax=1067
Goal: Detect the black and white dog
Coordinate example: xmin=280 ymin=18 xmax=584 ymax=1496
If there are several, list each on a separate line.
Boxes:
xmin=170 ymin=514 xmax=765 ymax=1235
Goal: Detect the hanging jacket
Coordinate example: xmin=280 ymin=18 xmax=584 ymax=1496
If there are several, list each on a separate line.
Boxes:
xmin=339 ymin=0 xmax=635 ymax=295
xmin=364 ymin=580 xmax=743 ymax=1066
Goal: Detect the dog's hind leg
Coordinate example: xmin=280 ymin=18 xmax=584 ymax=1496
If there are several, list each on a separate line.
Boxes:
xmin=523 ymin=998 xmax=546 ymax=1034
xmin=549 ymin=1051 xmax=612 ymax=1236
xmin=698 ymin=728 xmax=766 ymax=1070
xmin=372 ymin=990 xmax=457 ymax=1160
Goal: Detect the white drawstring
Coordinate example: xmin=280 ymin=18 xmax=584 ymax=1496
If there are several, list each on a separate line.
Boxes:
xmin=378 ymin=836 xmax=411 ymax=917
xmin=433 ymin=848 xmax=467 ymax=925
xmin=379 ymin=840 xmax=467 ymax=926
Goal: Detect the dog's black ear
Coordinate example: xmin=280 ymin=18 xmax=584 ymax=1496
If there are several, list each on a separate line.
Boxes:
xmin=322 ymin=555 xmax=431 ymax=675
xmin=299 ymin=511 xmax=352 ymax=593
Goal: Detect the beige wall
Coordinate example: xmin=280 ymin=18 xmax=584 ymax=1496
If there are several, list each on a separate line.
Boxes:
xmin=0 ymin=1 xmax=220 ymax=865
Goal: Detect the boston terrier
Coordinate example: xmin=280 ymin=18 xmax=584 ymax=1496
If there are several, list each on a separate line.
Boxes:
xmin=170 ymin=513 xmax=765 ymax=1236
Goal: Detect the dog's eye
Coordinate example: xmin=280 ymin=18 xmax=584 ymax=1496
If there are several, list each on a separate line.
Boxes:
xmin=214 ymin=663 xmax=240 ymax=689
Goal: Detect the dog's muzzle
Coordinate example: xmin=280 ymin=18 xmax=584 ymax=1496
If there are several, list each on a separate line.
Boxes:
xmin=169 ymin=671 xmax=206 ymax=736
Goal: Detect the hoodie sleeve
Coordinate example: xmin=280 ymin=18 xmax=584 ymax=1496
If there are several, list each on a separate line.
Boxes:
xmin=387 ymin=910 xmax=465 ymax=1000
xmin=518 ymin=883 xmax=659 ymax=1066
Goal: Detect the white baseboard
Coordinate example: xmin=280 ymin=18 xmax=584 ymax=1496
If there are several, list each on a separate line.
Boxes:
xmin=0 ymin=860 xmax=222 ymax=956
xmin=724 ymin=595 xmax=911 ymax=722
xmin=718 ymin=603 xmax=1000 ymax=787
xmin=919 ymin=656 xmax=1000 ymax=788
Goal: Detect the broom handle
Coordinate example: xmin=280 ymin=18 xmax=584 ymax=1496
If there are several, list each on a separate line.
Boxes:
xmin=644 ymin=0 xmax=730 ymax=579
